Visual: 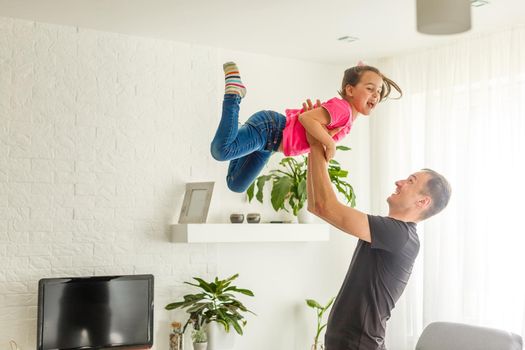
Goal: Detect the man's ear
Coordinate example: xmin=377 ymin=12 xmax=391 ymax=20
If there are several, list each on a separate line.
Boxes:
xmin=417 ymin=196 xmax=431 ymax=210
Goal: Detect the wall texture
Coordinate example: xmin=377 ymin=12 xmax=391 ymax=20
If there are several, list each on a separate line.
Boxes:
xmin=0 ymin=16 xmax=370 ymax=350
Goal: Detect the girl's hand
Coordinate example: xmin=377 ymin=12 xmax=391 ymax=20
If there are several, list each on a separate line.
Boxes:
xmin=325 ymin=141 xmax=336 ymax=161
xmin=324 ymin=128 xmax=342 ymax=161
xmin=327 ymin=127 xmax=343 ymax=137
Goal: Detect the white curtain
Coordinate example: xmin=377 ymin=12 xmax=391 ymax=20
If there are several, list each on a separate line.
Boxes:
xmin=370 ymin=26 xmax=525 ymax=350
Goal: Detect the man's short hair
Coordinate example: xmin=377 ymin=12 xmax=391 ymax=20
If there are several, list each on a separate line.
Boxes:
xmin=420 ymin=168 xmax=452 ymax=220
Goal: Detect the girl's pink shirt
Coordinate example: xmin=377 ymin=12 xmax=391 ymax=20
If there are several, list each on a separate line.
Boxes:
xmin=281 ymin=97 xmax=353 ymax=156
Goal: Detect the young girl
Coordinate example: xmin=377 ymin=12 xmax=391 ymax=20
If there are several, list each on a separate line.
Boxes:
xmin=211 ymin=62 xmax=402 ymax=193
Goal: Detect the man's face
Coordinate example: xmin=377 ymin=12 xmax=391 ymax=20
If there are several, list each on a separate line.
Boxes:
xmin=387 ymin=171 xmax=431 ymax=212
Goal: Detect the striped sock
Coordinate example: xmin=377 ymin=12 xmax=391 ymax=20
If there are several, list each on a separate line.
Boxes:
xmin=223 ymin=62 xmax=247 ymax=98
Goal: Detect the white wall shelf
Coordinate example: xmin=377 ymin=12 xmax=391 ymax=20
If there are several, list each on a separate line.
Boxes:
xmin=171 ymin=223 xmax=330 ymax=243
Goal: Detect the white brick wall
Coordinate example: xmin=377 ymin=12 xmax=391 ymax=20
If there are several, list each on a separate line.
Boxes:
xmin=0 ymin=16 xmax=371 ymax=350
xmin=0 ymin=16 xmax=220 ymax=349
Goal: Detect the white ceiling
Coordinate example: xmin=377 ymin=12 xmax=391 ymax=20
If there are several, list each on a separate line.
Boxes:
xmin=0 ymin=0 xmax=524 ymax=65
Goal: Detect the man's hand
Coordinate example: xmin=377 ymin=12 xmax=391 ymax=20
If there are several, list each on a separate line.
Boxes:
xmin=302 ymin=98 xmax=323 ymax=147
xmin=307 ymin=132 xmax=339 ymax=161
xmin=302 ymin=98 xmax=341 ymax=160
xmin=302 ymin=99 xmax=321 ymax=111
xmin=306 ymin=131 xmax=320 ymax=147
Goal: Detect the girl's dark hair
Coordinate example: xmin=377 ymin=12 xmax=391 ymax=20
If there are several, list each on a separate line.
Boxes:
xmin=337 ymin=65 xmax=402 ymax=102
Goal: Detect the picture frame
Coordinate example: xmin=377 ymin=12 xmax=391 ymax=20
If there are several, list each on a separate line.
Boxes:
xmin=178 ymin=182 xmax=215 ymax=224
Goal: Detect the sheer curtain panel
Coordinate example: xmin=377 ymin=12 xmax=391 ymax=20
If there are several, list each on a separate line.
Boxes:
xmin=370 ymin=26 xmax=525 ymax=350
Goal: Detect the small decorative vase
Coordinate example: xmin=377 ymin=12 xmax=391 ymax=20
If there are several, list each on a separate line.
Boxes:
xmin=229 ymin=213 xmax=244 ymax=223
xmin=169 ymin=321 xmax=184 ymax=350
xmin=246 ymin=212 xmax=261 ymax=223
xmin=193 ymin=342 xmax=208 ymax=350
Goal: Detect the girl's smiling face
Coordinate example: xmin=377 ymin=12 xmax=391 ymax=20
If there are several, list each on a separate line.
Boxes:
xmin=344 ymin=71 xmax=383 ymax=116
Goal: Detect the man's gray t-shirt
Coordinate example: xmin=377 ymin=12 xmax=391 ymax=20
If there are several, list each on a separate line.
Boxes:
xmin=325 ymin=215 xmax=419 ymax=350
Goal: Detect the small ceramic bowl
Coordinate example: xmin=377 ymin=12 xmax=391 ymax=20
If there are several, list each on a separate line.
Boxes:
xmin=246 ymin=213 xmax=261 ymax=224
xmin=230 ymin=213 xmax=244 ymax=223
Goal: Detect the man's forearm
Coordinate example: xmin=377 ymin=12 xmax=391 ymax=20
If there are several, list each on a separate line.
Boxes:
xmin=307 ymin=140 xmax=371 ymax=241
xmin=307 ymin=142 xmax=338 ymax=214
xmin=306 ymin=145 xmax=316 ymax=212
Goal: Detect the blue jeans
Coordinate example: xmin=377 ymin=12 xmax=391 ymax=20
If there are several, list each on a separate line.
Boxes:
xmin=210 ymin=94 xmax=286 ymax=193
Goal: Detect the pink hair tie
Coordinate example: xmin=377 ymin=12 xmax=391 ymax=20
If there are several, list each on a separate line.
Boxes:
xmin=357 ymin=60 xmax=365 ymax=66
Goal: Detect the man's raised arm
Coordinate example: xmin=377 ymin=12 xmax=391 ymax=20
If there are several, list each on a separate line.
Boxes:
xmin=306 ymin=138 xmax=371 ymax=242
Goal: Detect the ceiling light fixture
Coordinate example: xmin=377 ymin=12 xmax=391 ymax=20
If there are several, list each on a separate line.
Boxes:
xmin=416 ymin=0 xmax=471 ymax=35
xmin=337 ymin=36 xmax=359 ymax=43
xmin=471 ymin=0 xmax=490 ymax=7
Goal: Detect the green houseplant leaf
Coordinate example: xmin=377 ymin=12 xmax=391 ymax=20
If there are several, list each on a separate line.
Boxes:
xmin=306 ymin=299 xmax=323 ymax=309
xmin=306 ymin=297 xmax=335 ymax=347
xmin=271 ymin=176 xmax=293 ymax=211
xmin=165 ymin=274 xmax=255 ymax=335
xmin=247 ymin=146 xmax=356 ymax=215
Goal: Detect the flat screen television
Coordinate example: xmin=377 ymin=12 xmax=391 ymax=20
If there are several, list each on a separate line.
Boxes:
xmin=37 ymin=274 xmax=154 ymax=350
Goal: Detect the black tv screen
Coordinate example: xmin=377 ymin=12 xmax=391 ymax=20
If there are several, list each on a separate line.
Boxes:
xmin=37 ymin=275 xmax=154 ymax=350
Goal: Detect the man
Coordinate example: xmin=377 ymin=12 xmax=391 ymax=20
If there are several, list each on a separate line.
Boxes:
xmin=303 ymin=101 xmax=452 ymax=350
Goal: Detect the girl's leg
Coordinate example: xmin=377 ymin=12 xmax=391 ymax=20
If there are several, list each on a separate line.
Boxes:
xmin=225 ymin=110 xmax=286 ymax=193
xmin=226 ymin=150 xmax=273 ymax=193
xmin=223 ymin=62 xmax=246 ymax=97
xmin=210 ymin=62 xmax=251 ymax=161
xmin=210 ymin=95 xmax=262 ymax=161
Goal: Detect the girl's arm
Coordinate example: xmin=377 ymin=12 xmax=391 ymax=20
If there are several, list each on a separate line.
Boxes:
xmin=298 ymin=108 xmax=336 ymax=160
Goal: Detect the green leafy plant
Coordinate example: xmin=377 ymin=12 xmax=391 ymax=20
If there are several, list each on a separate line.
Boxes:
xmin=191 ymin=328 xmax=208 ymax=343
xmin=306 ymin=297 xmax=335 ymax=348
xmin=164 ymin=274 xmax=255 ymax=335
xmin=247 ymin=146 xmax=356 ymax=215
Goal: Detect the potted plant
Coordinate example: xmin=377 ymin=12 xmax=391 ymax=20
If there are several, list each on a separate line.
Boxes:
xmin=246 ymin=146 xmax=356 ymax=217
xmin=191 ymin=327 xmax=208 ymax=350
xmin=165 ymin=274 xmax=255 ymax=350
xmin=306 ymin=297 xmax=335 ymax=350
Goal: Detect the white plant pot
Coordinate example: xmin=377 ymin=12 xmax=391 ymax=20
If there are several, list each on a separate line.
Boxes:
xmin=297 ymin=207 xmax=314 ymax=223
xmin=206 ymin=322 xmax=235 ymax=350
xmin=193 ymin=342 xmax=208 ymax=350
